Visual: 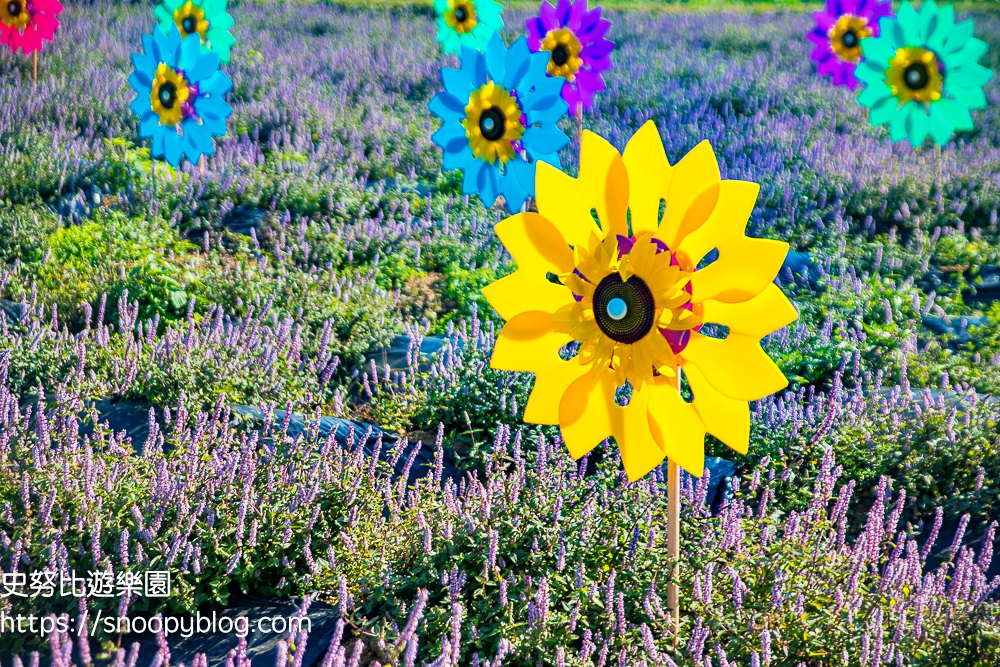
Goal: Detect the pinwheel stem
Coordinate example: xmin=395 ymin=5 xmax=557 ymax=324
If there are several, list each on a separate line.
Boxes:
xmin=934 ymin=144 xmax=942 ymax=182
xmin=32 ymin=52 xmax=37 ymax=82
xmin=575 ymin=102 xmax=583 ymax=149
xmin=199 ymin=155 xmax=206 ymax=179
xmin=667 ymin=371 xmax=682 ymax=646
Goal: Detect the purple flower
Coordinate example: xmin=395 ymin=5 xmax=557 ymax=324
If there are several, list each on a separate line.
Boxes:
xmin=525 ymin=0 xmax=614 ymax=112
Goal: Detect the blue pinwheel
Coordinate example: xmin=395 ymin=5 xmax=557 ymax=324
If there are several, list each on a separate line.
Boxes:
xmin=128 ymin=24 xmax=232 ymax=168
xmin=429 ymin=32 xmax=570 ymax=212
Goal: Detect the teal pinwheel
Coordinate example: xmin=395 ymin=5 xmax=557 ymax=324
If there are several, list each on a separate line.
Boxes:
xmin=434 ymin=0 xmax=503 ymax=55
xmin=154 ymin=0 xmax=235 ymax=64
xmin=855 ymin=0 xmax=993 ymax=147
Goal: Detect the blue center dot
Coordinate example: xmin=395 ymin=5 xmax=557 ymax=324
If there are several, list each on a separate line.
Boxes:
xmin=606 ymin=297 xmax=628 ymax=321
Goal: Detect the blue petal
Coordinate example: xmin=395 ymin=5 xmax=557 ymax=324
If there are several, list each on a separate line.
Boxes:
xmin=500 ymin=173 xmax=528 ymax=213
xmin=442 ymin=67 xmax=474 ymax=100
xmin=128 ymin=73 xmax=152 ymax=96
xmin=164 ymin=130 xmax=182 ymax=167
xmin=131 ymin=52 xmax=155 ymax=84
xmin=429 ymin=91 xmax=467 ymax=121
xmin=129 ymin=93 xmax=152 ymax=117
xmin=523 ymin=125 xmax=569 ymax=155
xmin=521 ymin=75 xmax=566 ymax=112
xmin=502 ymin=36 xmax=533 ymax=91
xmin=181 ymin=34 xmax=203 ymax=73
xmin=201 ymin=115 xmax=227 ymax=136
xmin=198 ymin=71 xmax=232 ymax=95
xmin=508 ymin=158 xmax=535 ymax=196
xmin=139 ymin=112 xmax=160 ymax=138
xmin=181 ymin=131 xmax=202 ymax=165
xmin=517 ymin=51 xmax=554 ymax=94
xmin=165 ymin=24 xmax=183 ymax=63
xmin=432 ymin=121 xmax=469 ymax=153
xmin=152 ymin=127 xmax=167 ymax=158
xmin=532 ymin=152 xmax=562 ymax=172
xmin=185 ymin=48 xmax=220 ymax=83
xmin=194 ymin=95 xmax=231 ymax=121
xmin=477 ymin=163 xmax=499 ymax=205
xmin=485 ymin=32 xmax=508 ymax=83
xmin=442 ymin=146 xmax=471 ymax=172
xmin=141 ymin=34 xmax=156 ymax=62
xmin=187 ymin=121 xmax=215 ymax=156
xmin=461 ymin=158 xmax=486 ymax=195
xmin=460 ymin=47 xmax=488 ymax=88
xmin=528 ymin=97 xmax=569 ymax=126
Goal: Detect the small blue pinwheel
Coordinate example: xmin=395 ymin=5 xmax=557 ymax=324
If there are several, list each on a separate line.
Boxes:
xmin=128 ymin=24 xmax=232 ymax=168
xmin=429 ymin=32 xmax=570 ymax=212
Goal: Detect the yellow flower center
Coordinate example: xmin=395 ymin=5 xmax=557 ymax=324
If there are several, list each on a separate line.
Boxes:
xmin=828 ymin=14 xmax=871 ymax=64
xmin=173 ymin=1 xmax=209 ymax=43
xmin=1 ymin=0 xmax=30 ymax=30
xmin=553 ymin=233 xmax=702 ymax=389
xmin=542 ymin=27 xmax=583 ymax=81
xmin=462 ymin=82 xmax=525 ymax=165
xmin=444 ymin=0 xmax=477 ymax=34
xmin=886 ymin=47 xmax=943 ymax=105
xmin=150 ymin=63 xmax=191 ymax=127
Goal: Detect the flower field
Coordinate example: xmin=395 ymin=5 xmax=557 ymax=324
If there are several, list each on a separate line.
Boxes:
xmin=2 ymin=0 xmax=1000 ymax=665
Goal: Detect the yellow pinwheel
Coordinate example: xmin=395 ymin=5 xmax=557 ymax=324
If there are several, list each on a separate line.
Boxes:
xmin=483 ymin=121 xmax=797 ymax=482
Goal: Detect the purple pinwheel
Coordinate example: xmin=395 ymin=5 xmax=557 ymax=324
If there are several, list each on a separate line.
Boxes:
xmin=808 ymin=0 xmax=893 ymax=90
xmin=525 ymin=0 xmax=614 ymax=113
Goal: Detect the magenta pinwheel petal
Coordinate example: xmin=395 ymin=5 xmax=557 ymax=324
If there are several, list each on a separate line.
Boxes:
xmin=525 ymin=0 xmax=615 ymax=113
xmin=810 ymin=0 xmax=894 ymax=91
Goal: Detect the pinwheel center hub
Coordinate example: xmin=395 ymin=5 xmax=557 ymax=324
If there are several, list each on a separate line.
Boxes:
xmin=551 ymin=44 xmax=569 ymax=67
xmin=903 ymin=62 xmax=929 ymax=91
xmin=454 ymin=7 xmax=466 ymax=22
xmin=593 ymin=274 xmax=656 ymax=344
xmin=182 ymin=15 xmax=196 ymax=34
xmin=158 ymin=82 xmax=178 ymax=109
xmin=841 ymin=29 xmax=857 ymax=49
xmin=479 ymin=107 xmax=506 ymax=142
xmin=7 ymin=1 xmax=20 ymax=15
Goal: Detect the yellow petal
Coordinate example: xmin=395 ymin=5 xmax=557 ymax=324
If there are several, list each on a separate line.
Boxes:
xmin=559 ymin=372 xmax=616 ymax=459
xmin=646 ymin=379 xmax=706 ymax=477
xmin=490 ymin=311 xmax=589 ymax=424
xmin=611 ymin=382 xmax=667 ymax=482
xmin=483 ymin=213 xmax=577 ymax=320
xmin=631 ymin=337 xmax=655 ymax=385
xmin=675 ymin=180 xmax=760 ymax=270
xmin=700 ymin=284 xmax=798 ymax=338
xmin=653 ymin=141 xmax=721 ymax=251
xmin=689 ymin=238 xmax=788 ymax=304
xmin=579 ymin=131 xmax=630 ymax=239
xmin=683 ymin=363 xmax=750 ymax=455
xmin=536 ymin=162 xmax=603 ymax=249
xmin=496 ymin=212 xmax=575 ymax=274
xmin=622 ymin=121 xmax=673 ymax=237
xmin=536 ymin=132 xmax=630 ymax=247
xmin=679 ymin=331 xmax=788 ymax=401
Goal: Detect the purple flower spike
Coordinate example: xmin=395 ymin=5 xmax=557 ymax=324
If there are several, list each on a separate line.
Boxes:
xmin=807 ymin=0 xmax=893 ymax=91
xmin=525 ymin=0 xmax=615 ymax=112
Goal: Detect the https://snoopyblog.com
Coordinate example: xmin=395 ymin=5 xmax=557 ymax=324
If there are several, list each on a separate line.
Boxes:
xmin=1 ymin=569 xmax=310 ymax=638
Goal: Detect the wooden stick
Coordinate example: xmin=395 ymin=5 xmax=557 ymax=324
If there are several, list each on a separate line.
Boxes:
xmin=667 ymin=370 xmax=682 ymax=646
xmin=575 ymin=102 xmax=584 ymax=152
xmin=934 ymin=143 xmax=942 ymax=183
xmin=32 ymin=51 xmax=37 ymax=82
xmin=199 ymin=154 xmax=206 ymax=179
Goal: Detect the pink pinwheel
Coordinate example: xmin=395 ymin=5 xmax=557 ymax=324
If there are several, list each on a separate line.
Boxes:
xmin=526 ymin=0 xmax=614 ymax=113
xmin=808 ymin=0 xmax=893 ymax=90
xmin=0 ymin=0 xmax=62 ymax=55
